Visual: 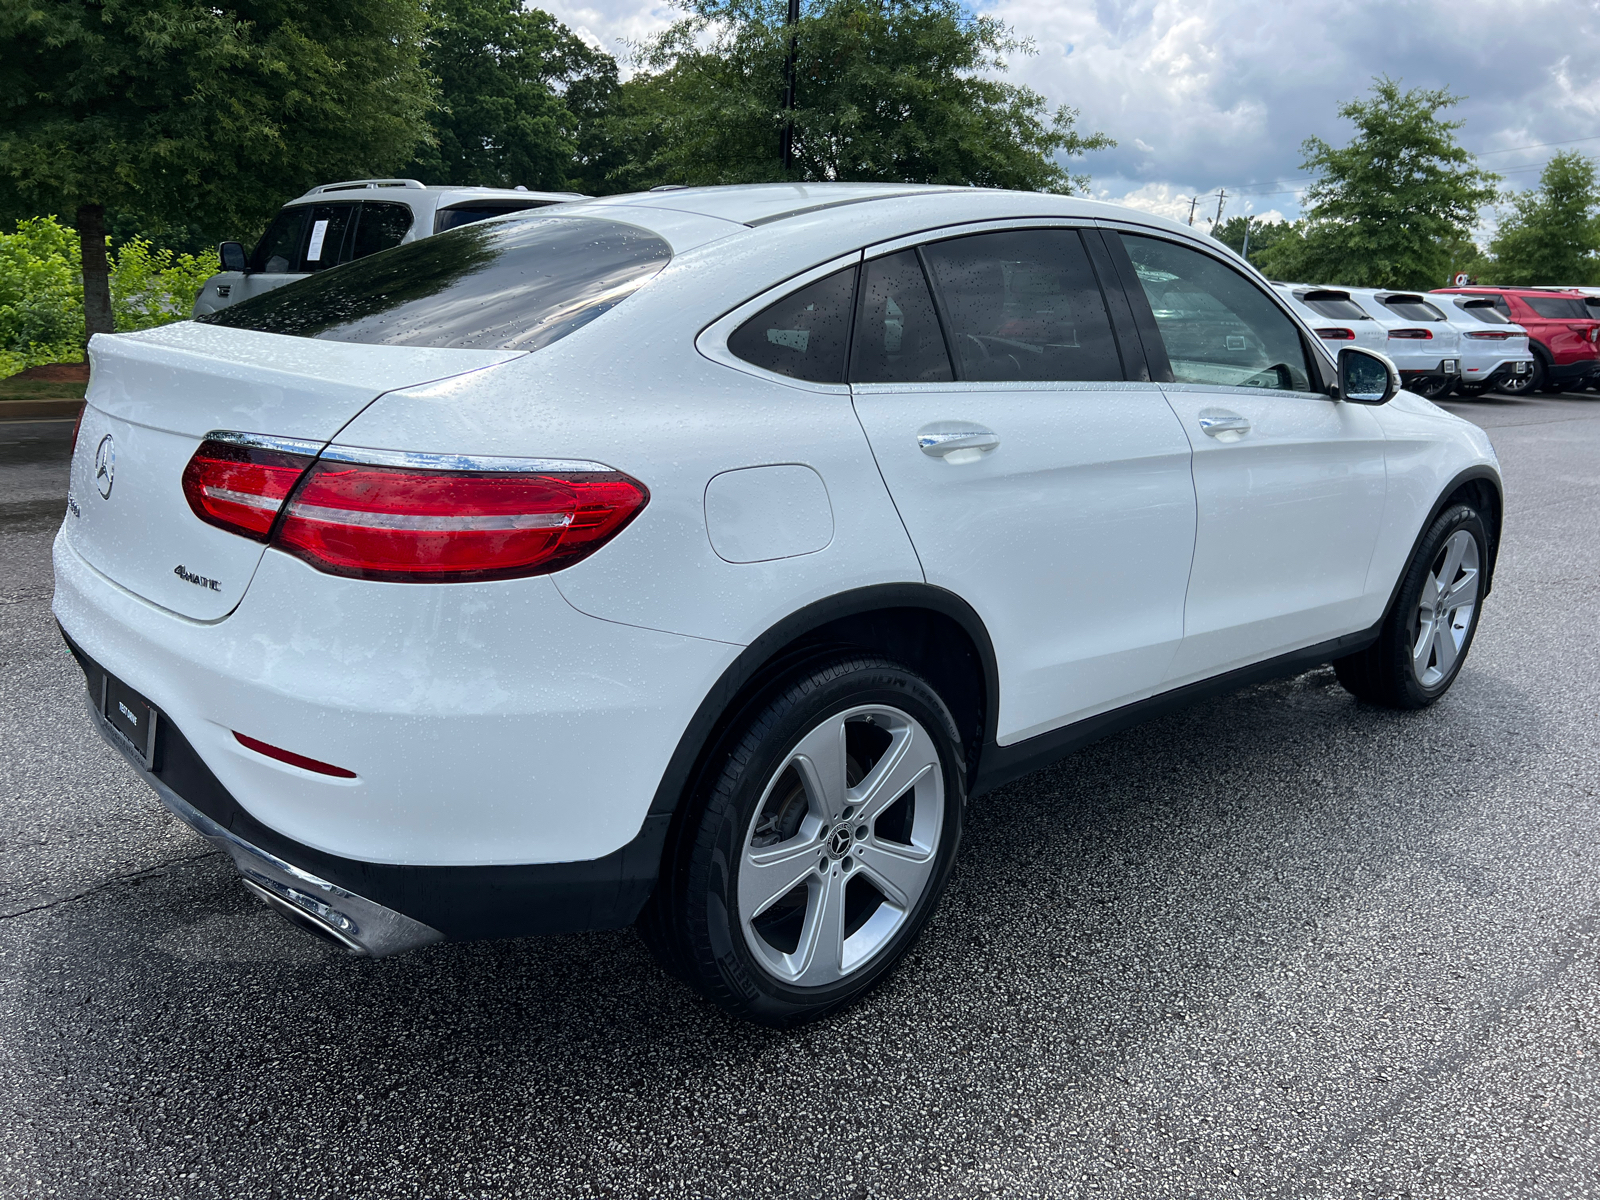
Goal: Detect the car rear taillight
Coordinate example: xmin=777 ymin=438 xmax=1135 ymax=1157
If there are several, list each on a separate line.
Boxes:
xmin=1388 ymin=328 xmax=1434 ymax=340
xmin=1463 ymin=330 xmax=1511 ymax=340
xmin=1315 ymin=327 xmax=1356 ymax=340
xmin=272 ymin=453 xmax=649 ymax=582
xmin=182 ymin=435 xmax=320 ymax=541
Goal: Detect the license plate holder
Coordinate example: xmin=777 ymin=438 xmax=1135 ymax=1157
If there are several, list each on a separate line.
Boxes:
xmin=99 ymin=669 xmax=159 ymax=769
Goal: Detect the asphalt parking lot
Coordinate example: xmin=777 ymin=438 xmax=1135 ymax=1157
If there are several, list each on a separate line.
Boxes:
xmin=3 ymin=390 xmax=1599 ymax=1200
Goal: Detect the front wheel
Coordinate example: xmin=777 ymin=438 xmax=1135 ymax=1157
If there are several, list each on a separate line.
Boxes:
xmin=1334 ymin=503 xmax=1488 ymax=709
xmin=641 ymin=655 xmax=966 ymax=1026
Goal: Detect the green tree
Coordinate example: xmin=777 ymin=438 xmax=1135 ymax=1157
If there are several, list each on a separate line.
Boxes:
xmin=614 ymin=0 xmax=1111 ymax=192
xmin=404 ymin=0 xmax=619 ymax=192
xmin=1487 ymin=152 xmax=1600 ymax=286
xmin=1289 ymin=78 xmax=1497 ymax=289
xmin=1212 ymin=216 xmax=1299 ymax=266
xmin=0 ymin=0 xmax=434 ymax=347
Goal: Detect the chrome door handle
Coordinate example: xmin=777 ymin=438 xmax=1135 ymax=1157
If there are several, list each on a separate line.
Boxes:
xmin=917 ymin=423 xmax=1000 ymax=462
xmin=1197 ymin=411 xmax=1251 ymax=440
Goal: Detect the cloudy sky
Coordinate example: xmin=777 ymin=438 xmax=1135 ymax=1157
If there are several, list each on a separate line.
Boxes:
xmin=539 ymin=0 xmax=1600 ymax=234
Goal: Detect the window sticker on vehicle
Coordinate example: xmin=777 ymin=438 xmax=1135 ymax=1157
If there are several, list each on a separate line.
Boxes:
xmin=306 ymin=219 xmax=330 ymax=263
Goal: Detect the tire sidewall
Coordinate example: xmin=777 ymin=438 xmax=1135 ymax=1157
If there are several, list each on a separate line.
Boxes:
xmin=692 ymin=659 xmax=966 ymax=1026
xmin=1385 ymin=504 xmax=1488 ymax=706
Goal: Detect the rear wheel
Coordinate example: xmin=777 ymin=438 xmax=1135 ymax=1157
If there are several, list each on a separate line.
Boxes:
xmin=1334 ymin=503 xmax=1487 ymax=709
xmin=1414 ymin=375 xmax=1453 ymax=399
xmin=640 ymin=655 xmax=965 ymax=1026
xmin=1503 ymin=355 xmax=1545 ymax=395
xmin=1452 ymin=381 xmax=1490 ymax=397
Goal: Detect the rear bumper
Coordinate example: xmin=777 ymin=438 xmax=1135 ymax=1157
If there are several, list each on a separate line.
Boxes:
xmin=65 ymin=629 xmax=674 ymax=943
xmin=1548 ymin=357 xmax=1600 ymax=383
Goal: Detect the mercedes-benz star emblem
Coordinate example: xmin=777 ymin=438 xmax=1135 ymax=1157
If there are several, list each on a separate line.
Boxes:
xmin=94 ymin=434 xmax=115 ymax=499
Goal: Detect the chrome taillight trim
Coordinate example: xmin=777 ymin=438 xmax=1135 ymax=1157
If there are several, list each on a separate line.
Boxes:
xmin=316 ymin=444 xmax=618 ymax=474
xmin=200 ymin=430 xmax=325 ymax=457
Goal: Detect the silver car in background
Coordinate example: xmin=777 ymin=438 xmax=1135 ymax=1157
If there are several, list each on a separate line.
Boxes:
xmin=192 ymin=179 xmax=586 ymax=316
xmin=1437 ymin=295 xmax=1536 ymax=396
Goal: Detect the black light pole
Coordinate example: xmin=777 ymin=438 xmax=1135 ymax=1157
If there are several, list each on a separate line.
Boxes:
xmin=781 ymin=0 xmax=799 ymax=173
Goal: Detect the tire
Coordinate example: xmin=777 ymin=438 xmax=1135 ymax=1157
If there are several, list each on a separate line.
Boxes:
xmin=1334 ymin=503 xmax=1488 ymax=709
xmin=1501 ymin=355 xmax=1544 ymax=395
xmin=639 ymin=655 xmax=966 ymax=1026
xmin=1452 ymin=381 xmax=1490 ymax=397
xmin=1414 ymin=375 xmax=1453 ymax=399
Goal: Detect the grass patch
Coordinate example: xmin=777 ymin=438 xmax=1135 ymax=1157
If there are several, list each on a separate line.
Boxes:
xmin=0 ymin=377 xmax=87 ymax=401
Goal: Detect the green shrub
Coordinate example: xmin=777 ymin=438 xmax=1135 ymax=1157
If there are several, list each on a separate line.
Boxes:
xmin=0 ymin=216 xmax=214 ymax=377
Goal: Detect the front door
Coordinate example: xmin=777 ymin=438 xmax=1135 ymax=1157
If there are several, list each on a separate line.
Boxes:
xmin=1111 ymin=232 xmax=1388 ymax=685
xmin=850 ymin=228 xmax=1197 ymax=745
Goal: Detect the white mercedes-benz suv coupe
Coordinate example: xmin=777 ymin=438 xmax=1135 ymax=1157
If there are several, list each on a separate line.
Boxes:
xmin=55 ymin=184 xmax=1502 ymax=1025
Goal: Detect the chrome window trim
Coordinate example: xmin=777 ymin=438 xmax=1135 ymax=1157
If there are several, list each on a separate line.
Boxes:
xmin=696 ymin=250 xmax=863 ymax=394
xmin=861 ymin=215 xmax=1094 ymax=261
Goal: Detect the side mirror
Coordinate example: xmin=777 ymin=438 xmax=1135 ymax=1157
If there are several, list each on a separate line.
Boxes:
xmin=218 ymin=241 xmax=248 ymax=273
xmin=1338 ymin=346 xmax=1400 ymax=405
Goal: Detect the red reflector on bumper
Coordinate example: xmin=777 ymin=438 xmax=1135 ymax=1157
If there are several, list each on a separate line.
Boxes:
xmin=234 ymin=731 xmax=357 ymax=778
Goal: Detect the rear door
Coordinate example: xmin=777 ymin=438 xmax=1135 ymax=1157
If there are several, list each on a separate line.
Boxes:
xmin=1108 ymin=230 xmax=1388 ymax=685
xmin=849 ymin=226 xmax=1197 ymax=743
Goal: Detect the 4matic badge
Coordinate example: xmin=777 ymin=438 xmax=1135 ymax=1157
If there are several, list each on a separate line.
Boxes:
xmin=174 ymin=565 xmax=222 ymax=592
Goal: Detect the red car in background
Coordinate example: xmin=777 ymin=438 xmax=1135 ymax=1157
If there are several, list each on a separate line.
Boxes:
xmin=1433 ymin=286 xmax=1600 ymax=393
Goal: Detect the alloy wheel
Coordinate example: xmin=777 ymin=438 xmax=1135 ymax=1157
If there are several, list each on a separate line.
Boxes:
xmin=1409 ymin=529 xmax=1480 ymax=688
xmin=737 ymin=704 xmax=944 ymax=987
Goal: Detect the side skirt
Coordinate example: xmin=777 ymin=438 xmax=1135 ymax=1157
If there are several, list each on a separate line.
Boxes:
xmin=972 ymin=625 xmax=1380 ymax=798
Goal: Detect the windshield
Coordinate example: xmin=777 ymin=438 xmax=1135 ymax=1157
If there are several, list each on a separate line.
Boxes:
xmin=1380 ymin=297 xmax=1447 ymax=322
xmin=202 ymin=216 xmax=672 ymax=351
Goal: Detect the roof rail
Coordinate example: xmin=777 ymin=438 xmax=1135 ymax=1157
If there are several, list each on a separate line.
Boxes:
xmin=308 ymin=179 xmax=427 ymax=195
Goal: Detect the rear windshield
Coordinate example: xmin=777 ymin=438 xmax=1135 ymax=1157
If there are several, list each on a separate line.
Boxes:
xmin=1302 ymin=296 xmax=1371 ymax=321
xmin=1380 ymin=297 xmax=1447 ymax=322
xmin=1455 ymin=300 xmax=1510 ymax=325
xmin=201 ymin=216 xmax=671 ymax=351
xmin=433 ymin=201 xmax=557 ymax=235
xmin=1522 ymin=295 xmax=1590 ymax=319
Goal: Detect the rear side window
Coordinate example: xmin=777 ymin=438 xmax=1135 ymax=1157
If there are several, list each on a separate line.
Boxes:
xmin=1380 ymin=297 xmax=1447 ymax=322
xmin=851 ymin=251 xmax=952 ymax=383
xmin=728 ymin=266 xmax=858 ymax=383
xmin=1121 ymin=233 xmax=1312 ymax=392
xmin=434 ymin=201 xmax=557 ymax=234
xmin=347 ymin=202 xmax=414 ymax=261
xmin=920 ymin=229 xmax=1121 ymax=382
xmin=202 ymin=216 xmax=672 ymax=351
xmin=1522 ymin=295 xmax=1589 ymax=319
xmin=1303 ymin=296 xmax=1372 ymax=321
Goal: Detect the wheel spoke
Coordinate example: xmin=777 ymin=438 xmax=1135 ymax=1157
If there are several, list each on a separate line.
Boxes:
xmin=790 ymin=716 xmax=849 ymax=819
xmin=851 ymin=725 xmax=937 ymax=823
xmin=1438 ymin=532 xmax=1468 ymax=589
xmin=1440 ymin=569 xmax=1478 ymax=612
xmin=740 ymin=839 xmax=823 ymax=917
xmin=1412 ymin=615 xmax=1436 ymax=668
xmin=1433 ymin=617 xmax=1460 ymax=677
xmin=792 ymin=871 xmax=848 ymax=987
xmin=855 ymin=839 xmax=935 ymax=910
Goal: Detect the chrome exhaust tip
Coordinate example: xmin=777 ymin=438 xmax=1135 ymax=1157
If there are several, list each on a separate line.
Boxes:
xmin=242 ymin=878 xmax=366 ymax=954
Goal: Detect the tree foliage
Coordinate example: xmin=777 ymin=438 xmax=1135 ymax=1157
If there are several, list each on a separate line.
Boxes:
xmin=1487 ymin=151 xmax=1600 ymax=286
xmin=404 ymin=0 xmax=619 ymax=192
xmin=0 ymin=0 xmax=435 ymax=339
xmin=1289 ymin=78 xmax=1497 ymax=290
xmin=614 ymin=0 xmax=1111 ymax=192
xmin=1211 ymin=216 xmax=1300 ymax=270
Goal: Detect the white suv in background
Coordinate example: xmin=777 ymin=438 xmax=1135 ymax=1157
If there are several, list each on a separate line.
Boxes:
xmin=1343 ymin=288 xmax=1462 ymax=399
xmin=1272 ymin=285 xmax=1388 ymax=355
xmin=1437 ymin=295 xmax=1536 ymax=395
xmin=191 ymin=179 xmax=586 ymax=316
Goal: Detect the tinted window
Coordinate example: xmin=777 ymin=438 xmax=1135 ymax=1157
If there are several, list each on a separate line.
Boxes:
xmin=201 ymin=216 xmax=671 ymax=351
xmin=850 ymin=251 xmax=952 ymax=383
xmin=728 ymin=267 xmax=857 ymax=383
xmin=1303 ymin=296 xmax=1372 ymax=321
xmin=1380 ymin=297 xmax=1447 ymax=322
xmin=921 ymin=230 xmax=1121 ymax=382
xmin=1522 ymin=295 xmax=1589 ymax=319
xmin=1454 ymin=300 xmax=1510 ymax=325
xmin=348 ymin=202 xmax=414 ymax=261
xmin=1121 ymin=234 xmax=1312 ymax=392
xmin=434 ymin=201 xmax=556 ymax=234
xmin=250 ymin=207 xmax=309 ymax=274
